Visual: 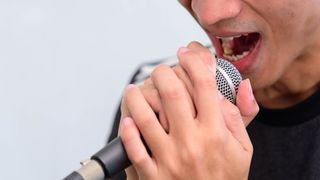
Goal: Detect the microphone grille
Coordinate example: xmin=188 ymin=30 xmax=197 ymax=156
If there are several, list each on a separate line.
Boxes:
xmin=216 ymin=58 xmax=242 ymax=104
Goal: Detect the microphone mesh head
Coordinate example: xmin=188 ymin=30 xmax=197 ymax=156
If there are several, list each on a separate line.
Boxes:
xmin=216 ymin=58 xmax=242 ymax=104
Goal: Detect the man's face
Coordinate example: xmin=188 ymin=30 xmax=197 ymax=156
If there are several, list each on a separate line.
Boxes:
xmin=179 ymin=0 xmax=320 ymax=91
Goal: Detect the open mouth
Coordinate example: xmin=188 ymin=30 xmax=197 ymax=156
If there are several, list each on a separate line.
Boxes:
xmin=214 ymin=32 xmax=261 ymax=62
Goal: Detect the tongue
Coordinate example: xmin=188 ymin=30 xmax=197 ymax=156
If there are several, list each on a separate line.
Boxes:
xmin=232 ymin=33 xmax=259 ymax=55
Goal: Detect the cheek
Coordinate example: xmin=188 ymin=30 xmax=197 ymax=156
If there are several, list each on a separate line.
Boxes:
xmin=265 ymin=0 xmax=319 ymax=43
xmin=252 ymin=2 xmax=315 ymax=89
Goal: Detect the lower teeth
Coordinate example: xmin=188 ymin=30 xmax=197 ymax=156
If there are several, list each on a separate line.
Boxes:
xmin=223 ymin=50 xmax=249 ymax=61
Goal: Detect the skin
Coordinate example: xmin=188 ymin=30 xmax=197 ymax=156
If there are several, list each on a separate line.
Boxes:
xmin=119 ymin=0 xmax=320 ymax=179
xmin=120 ymin=43 xmax=259 ymax=180
xmin=179 ymin=0 xmax=320 ymax=108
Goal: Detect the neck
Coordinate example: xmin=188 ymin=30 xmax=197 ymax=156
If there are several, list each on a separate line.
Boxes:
xmin=255 ymin=86 xmax=319 ymax=109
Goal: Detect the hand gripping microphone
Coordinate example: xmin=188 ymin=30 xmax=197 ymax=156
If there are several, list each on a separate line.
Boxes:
xmin=63 ymin=58 xmax=242 ymax=180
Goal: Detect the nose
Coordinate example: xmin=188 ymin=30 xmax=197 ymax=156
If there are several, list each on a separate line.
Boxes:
xmin=191 ymin=0 xmax=242 ymax=26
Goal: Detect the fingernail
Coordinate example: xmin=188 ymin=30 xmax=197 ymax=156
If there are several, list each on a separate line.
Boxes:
xmin=246 ymin=79 xmax=255 ymax=101
xmin=122 ymin=117 xmax=132 ymax=127
xmin=178 ymin=47 xmax=190 ymax=54
xmin=126 ymin=84 xmax=136 ymax=90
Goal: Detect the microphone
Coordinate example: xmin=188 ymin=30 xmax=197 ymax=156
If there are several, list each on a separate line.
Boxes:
xmin=63 ymin=58 xmax=242 ymax=180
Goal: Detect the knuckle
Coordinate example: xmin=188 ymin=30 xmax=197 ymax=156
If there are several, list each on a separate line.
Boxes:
xmin=172 ymin=65 xmax=184 ymax=76
xmin=253 ymin=103 xmax=260 ymax=115
xmin=182 ymin=143 xmax=202 ymax=163
xmin=143 ymin=78 xmax=153 ymax=86
xmin=139 ymin=116 xmax=156 ymax=130
xmin=120 ymin=129 xmax=136 ymax=145
xmin=141 ymin=86 xmax=159 ymax=104
xmin=247 ymin=143 xmax=254 ymax=154
xmin=133 ymin=155 xmax=150 ymax=167
xmin=201 ymin=49 xmax=215 ymax=64
xmin=120 ymin=98 xmax=127 ymax=111
xmin=195 ymin=76 xmax=216 ymax=89
xmin=188 ymin=41 xmax=202 ymax=47
xmin=243 ymin=101 xmax=260 ymax=124
xmin=166 ymin=159 xmax=182 ymax=179
xmin=228 ymin=105 xmax=242 ymax=118
xmin=152 ymin=64 xmax=170 ymax=78
xmin=159 ymin=112 xmax=169 ymax=132
xmin=179 ymin=51 xmax=199 ymax=65
xmin=124 ymin=85 xmax=136 ymax=102
xmin=200 ymin=49 xmax=210 ymax=57
xmin=162 ymin=85 xmax=184 ymax=99
xmin=207 ymin=130 xmax=227 ymax=145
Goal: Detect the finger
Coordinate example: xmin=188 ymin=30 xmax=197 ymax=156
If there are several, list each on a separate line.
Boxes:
xmin=119 ymin=97 xmax=131 ymax=136
xmin=140 ymin=80 xmax=170 ymax=132
xmin=120 ymin=96 xmax=131 ymax=118
xmin=236 ymin=79 xmax=260 ymax=126
xmin=187 ymin=41 xmax=215 ymax=67
xmin=178 ymin=46 xmax=223 ymax=126
xmin=158 ymin=111 xmax=169 ymax=133
xmin=174 ymin=42 xmax=215 ymax=100
xmin=125 ymin=166 xmax=139 ymax=180
xmin=120 ymin=117 xmax=156 ymax=177
xmin=172 ymin=65 xmax=196 ymax=117
xmin=219 ymin=96 xmax=253 ymax=152
xmin=151 ymin=64 xmax=196 ymax=136
xmin=124 ymin=84 xmax=168 ymax=155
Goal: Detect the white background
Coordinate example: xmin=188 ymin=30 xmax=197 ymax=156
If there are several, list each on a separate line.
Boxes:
xmin=0 ymin=0 xmax=210 ymax=179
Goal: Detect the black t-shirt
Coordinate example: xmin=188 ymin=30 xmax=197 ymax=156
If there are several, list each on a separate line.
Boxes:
xmin=108 ymin=60 xmax=320 ymax=180
xmin=248 ymin=90 xmax=320 ymax=180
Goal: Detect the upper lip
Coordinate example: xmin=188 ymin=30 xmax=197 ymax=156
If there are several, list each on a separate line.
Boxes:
xmin=205 ymin=29 xmax=259 ymax=38
xmin=214 ymin=32 xmax=257 ymax=38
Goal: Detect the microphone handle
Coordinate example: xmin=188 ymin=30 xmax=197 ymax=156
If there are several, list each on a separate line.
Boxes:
xmin=64 ymin=137 xmax=134 ymax=180
xmin=92 ymin=137 xmax=131 ymax=178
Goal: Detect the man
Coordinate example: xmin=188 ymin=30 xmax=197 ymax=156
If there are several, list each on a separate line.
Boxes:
xmin=109 ymin=0 xmax=320 ymax=179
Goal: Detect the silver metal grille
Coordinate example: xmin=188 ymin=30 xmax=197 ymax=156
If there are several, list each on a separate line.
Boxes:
xmin=216 ymin=58 xmax=242 ymax=104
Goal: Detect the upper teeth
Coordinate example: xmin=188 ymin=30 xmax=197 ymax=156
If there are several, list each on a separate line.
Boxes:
xmin=216 ymin=33 xmax=248 ymax=40
xmin=222 ymin=38 xmax=233 ymax=55
xmin=216 ymin=33 xmax=252 ymax=62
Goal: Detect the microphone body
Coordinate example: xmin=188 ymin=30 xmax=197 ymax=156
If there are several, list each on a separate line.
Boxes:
xmin=64 ymin=58 xmax=242 ymax=180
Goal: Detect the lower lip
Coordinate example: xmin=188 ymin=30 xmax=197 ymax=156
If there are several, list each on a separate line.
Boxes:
xmin=211 ymin=36 xmax=262 ymax=74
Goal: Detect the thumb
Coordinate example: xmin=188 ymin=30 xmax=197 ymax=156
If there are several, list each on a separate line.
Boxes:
xmin=219 ymin=94 xmax=252 ymax=151
xmin=218 ymin=79 xmax=259 ymax=151
xmin=236 ymin=79 xmax=260 ymax=126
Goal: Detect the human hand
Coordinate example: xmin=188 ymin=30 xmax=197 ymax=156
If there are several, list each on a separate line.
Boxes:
xmin=120 ymin=42 xmax=259 ymax=180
